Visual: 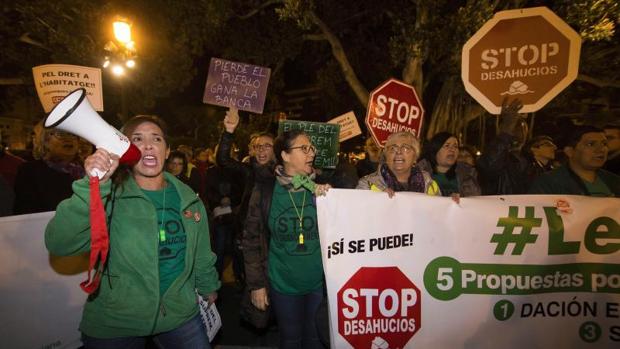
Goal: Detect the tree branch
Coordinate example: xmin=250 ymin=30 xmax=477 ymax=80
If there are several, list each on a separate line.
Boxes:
xmin=308 ymin=11 xmax=369 ymax=106
xmin=401 ymin=2 xmax=427 ymax=98
xmin=272 ymin=60 xmax=285 ymax=77
xmin=303 ymin=33 xmax=326 ymax=41
xmin=577 ymin=73 xmax=620 ymax=88
xmin=237 ymin=0 xmax=284 ymax=20
xmin=0 ymin=78 xmax=26 ymax=85
xmin=19 ymin=33 xmax=50 ymax=50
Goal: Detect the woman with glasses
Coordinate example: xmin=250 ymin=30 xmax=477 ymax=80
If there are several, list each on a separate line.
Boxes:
xmin=521 ymin=135 xmax=557 ymax=183
xmin=216 ymin=108 xmax=276 ymax=219
xmin=214 ymin=109 xmax=276 ymax=291
xmin=417 ymin=132 xmax=481 ymax=198
xmin=14 ymin=127 xmax=85 ymax=214
xmin=357 ymin=131 xmax=439 ymax=196
xmin=243 ymin=129 xmax=330 ymax=348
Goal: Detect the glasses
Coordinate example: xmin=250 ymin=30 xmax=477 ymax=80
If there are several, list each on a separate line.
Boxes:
xmin=49 ymin=131 xmax=77 ymax=139
xmin=253 ymin=143 xmax=273 ymax=151
xmin=533 ymin=141 xmax=556 ymax=148
xmin=168 ymin=161 xmax=184 ymax=167
xmin=385 ymin=144 xmax=416 ymax=154
xmin=289 ymin=144 xmax=316 ymax=154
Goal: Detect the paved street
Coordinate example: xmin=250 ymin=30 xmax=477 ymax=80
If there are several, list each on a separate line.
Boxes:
xmin=211 ymin=282 xmax=278 ymax=348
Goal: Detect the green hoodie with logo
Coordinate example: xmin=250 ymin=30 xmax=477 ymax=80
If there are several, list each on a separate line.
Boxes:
xmin=45 ymin=172 xmax=220 ymax=338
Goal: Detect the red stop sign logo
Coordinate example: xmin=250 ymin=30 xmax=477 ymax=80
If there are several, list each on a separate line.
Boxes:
xmin=365 ymin=78 xmax=425 ymax=147
xmin=338 ymin=267 xmax=421 ymax=348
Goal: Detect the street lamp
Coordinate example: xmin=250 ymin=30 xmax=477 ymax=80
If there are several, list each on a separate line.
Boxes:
xmin=104 ymin=18 xmax=137 ymax=68
xmin=103 ymin=17 xmax=137 ymax=120
xmin=113 ymin=20 xmax=132 ymax=44
xmin=111 ymin=65 xmax=125 ymax=76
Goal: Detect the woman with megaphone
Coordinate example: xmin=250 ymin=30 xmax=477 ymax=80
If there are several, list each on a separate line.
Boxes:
xmin=45 ymin=114 xmax=220 ymax=348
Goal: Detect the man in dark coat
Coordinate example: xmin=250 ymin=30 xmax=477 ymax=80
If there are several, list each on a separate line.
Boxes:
xmin=478 ymin=98 xmax=555 ymax=195
xmin=603 ymin=124 xmax=620 ymax=175
xmin=529 ymin=125 xmax=620 ymax=197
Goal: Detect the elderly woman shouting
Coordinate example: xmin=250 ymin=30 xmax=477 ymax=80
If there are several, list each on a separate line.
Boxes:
xmin=243 ymin=129 xmax=330 ymax=349
xmin=357 ymin=131 xmax=439 ymax=196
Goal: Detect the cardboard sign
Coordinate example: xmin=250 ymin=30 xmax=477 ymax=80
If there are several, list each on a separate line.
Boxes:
xmin=462 ymin=7 xmax=581 ymax=114
xmin=32 ymin=64 xmax=103 ymax=112
xmin=328 ymin=111 xmax=362 ymax=142
xmin=202 ymin=57 xmax=271 ymax=114
xmin=278 ymin=120 xmax=340 ymax=169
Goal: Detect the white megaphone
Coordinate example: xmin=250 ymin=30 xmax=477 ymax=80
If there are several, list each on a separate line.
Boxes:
xmin=44 ymin=88 xmax=141 ymax=178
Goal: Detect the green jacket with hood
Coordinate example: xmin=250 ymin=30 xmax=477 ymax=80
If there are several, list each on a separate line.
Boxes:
xmin=45 ymin=172 xmax=220 ymax=338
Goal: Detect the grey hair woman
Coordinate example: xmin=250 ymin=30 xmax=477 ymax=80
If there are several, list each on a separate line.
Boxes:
xmin=356 ymin=131 xmax=440 ymax=196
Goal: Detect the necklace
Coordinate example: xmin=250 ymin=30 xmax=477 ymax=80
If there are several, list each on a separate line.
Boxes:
xmin=288 ymin=189 xmax=307 ymax=251
xmin=159 ymin=183 xmax=167 ymax=242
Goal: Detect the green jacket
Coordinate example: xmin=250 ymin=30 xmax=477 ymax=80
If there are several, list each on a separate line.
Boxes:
xmin=528 ymin=165 xmax=620 ymax=196
xmin=45 ymin=172 xmax=220 ymax=338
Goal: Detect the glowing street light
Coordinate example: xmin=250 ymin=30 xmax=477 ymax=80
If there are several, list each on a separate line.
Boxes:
xmin=104 ymin=18 xmax=137 ymax=69
xmin=111 ymin=65 xmax=125 ymax=76
xmin=104 ymin=17 xmax=137 ymax=121
xmin=113 ymin=20 xmax=132 ymax=44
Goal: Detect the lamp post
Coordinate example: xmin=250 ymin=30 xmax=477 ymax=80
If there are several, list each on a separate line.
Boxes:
xmin=103 ymin=18 xmax=137 ymax=121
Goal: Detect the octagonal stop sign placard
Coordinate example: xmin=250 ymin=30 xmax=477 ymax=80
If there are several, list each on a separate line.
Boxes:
xmin=462 ymin=6 xmax=581 ymax=114
xmin=365 ymin=78 xmax=424 ymax=147
xmin=338 ymin=267 xmax=421 ymax=348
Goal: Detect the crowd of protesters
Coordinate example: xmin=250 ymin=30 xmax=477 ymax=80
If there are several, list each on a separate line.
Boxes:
xmin=0 ymin=98 xmax=619 ymax=349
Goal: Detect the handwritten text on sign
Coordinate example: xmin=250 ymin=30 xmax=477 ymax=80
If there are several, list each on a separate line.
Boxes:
xmin=32 ymin=64 xmax=103 ymax=112
xmin=202 ymin=58 xmax=271 ymax=114
xmin=278 ymin=120 xmax=340 ymax=169
xmin=328 ymin=111 xmax=362 ymax=142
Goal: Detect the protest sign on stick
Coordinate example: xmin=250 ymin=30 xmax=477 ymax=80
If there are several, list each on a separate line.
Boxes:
xmin=462 ymin=6 xmax=581 ymax=114
xmin=203 ymin=57 xmax=271 ymax=114
xmin=328 ymin=111 xmax=362 ymax=142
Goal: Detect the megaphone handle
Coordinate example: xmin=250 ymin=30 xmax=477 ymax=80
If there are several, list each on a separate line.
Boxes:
xmin=90 ymin=168 xmax=107 ymax=180
xmin=89 ymin=157 xmax=116 ymax=180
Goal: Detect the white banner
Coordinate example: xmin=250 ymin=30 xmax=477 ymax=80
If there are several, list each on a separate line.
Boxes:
xmin=32 ymin=64 xmax=103 ymax=112
xmin=317 ymin=190 xmax=620 ymax=349
xmin=0 ymin=212 xmax=86 ymax=349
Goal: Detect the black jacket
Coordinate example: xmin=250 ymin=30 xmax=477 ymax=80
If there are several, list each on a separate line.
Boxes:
xmin=242 ymin=176 xmax=275 ymax=291
xmin=477 ymin=133 xmax=530 ymax=195
xmin=13 ymin=160 xmax=77 ymax=214
xmin=216 ymin=131 xmax=274 ymax=227
xmin=529 ymin=165 xmax=620 ymax=196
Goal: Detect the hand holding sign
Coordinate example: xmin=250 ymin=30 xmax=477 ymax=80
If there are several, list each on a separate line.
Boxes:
xmin=499 ymin=97 xmax=525 ymax=136
xmin=224 ymin=106 xmax=240 ymax=133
